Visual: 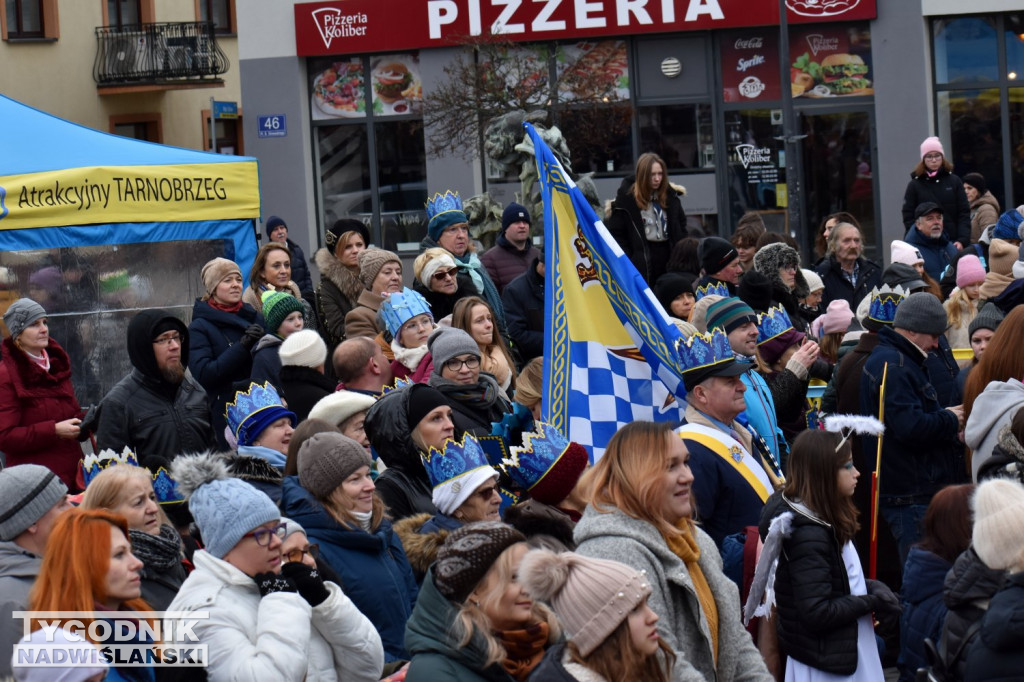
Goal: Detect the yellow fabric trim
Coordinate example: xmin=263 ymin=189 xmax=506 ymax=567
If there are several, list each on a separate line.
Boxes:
xmin=679 ymin=430 xmax=771 ymax=503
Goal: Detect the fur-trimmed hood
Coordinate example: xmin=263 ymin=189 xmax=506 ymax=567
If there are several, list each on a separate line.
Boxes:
xmin=754 ymin=242 xmax=810 ymax=299
xmin=392 ymin=513 xmax=451 ymax=576
xmin=314 ymin=247 xmax=364 ymax=304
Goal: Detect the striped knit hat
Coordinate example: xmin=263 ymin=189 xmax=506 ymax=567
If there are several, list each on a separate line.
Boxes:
xmin=706 ymin=297 xmax=757 ymax=334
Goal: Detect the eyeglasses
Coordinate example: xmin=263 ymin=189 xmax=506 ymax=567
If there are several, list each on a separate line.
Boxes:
xmin=402 ymin=317 xmax=433 ymax=332
xmin=284 ymin=544 xmax=320 ymax=563
xmin=432 ymin=267 xmax=458 ymax=282
xmin=153 ymin=333 xmax=182 ymax=346
xmin=244 ymin=523 xmax=287 ymax=546
xmin=924 ymin=153 xmax=943 ymax=160
xmin=474 ymin=484 xmax=499 ymax=501
xmin=444 ymin=355 xmax=480 ymax=371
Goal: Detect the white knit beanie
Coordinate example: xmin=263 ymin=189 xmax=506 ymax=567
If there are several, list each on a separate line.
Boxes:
xmin=308 ymin=390 xmax=376 ymax=427
xmin=279 ymin=329 xmax=327 ymax=369
xmin=973 ymin=479 xmax=1024 ymax=572
xmin=890 ymin=240 xmax=924 ymax=267
xmin=801 ymin=269 xmax=824 ymax=294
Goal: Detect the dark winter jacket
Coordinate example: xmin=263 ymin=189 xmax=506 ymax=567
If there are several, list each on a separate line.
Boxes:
xmin=964 ymin=571 xmax=1024 ymax=681
xmin=814 ymin=255 xmax=882 ymax=312
xmin=861 ymin=327 xmax=965 ymax=503
xmin=280 ymin=476 xmax=419 ymax=663
xmin=187 ymin=298 xmax=264 ymax=449
xmin=95 ymin=310 xmax=214 ymax=467
xmin=405 ymin=566 xmax=518 ymax=682
xmin=528 ymin=643 xmax=583 ymax=682
xmin=250 ymin=333 xmax=283 ymax=392
xmin=942 ymin=546 xmax=1006 ymax=681
xmin=0 ymin=336 xmax=84 ymax=489
xmin=501 ymin=259 xmax=544 ymax=362
xmin=899 ymin=546 xmax=951 ymax=682
xmin=0 ymin=540 xmax=41 ymax=678
xmin=364 ymin=384 xmax=438 ymax=520
xmin=393 ymin=512 xmax=459 ymax=584
xmin=278 ymin=364 xmax=335 ymax=422
xmin=926 ymin=335 xmax=963 ymax=408
xmin=766 ymin=498 xmax=875 ymax=676
xmin=902 ymin=168 xmax=972 ymax=246
xmin=606 ymin=188 xmax=686 ymax=285
xmin=969 ymin=191 xmax=1000 ymax=243
xmin=904 ymin=225 xmax=959 ymax=282
xmin=314 ymin=247 xmax=364 ymax=348
xmin=480 ymin=234 xmax=540 ymax=293
xmin=412 ymin=274 xmax=478 ymax=323
xmin=428 ymin=373 xmax=512 ymax=437
xmin=285 ymin=238 xmax=314 ymax=296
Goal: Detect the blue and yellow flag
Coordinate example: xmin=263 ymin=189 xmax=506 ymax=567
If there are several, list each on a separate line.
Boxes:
xmin=528 ymin=123 xmax=687 ymax=460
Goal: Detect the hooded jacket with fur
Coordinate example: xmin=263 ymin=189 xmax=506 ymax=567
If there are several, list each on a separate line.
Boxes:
xmin=965 ymin=378 xmax=1024 ymax=481
xmin=315 ymin=247 xmax=365 ymax=347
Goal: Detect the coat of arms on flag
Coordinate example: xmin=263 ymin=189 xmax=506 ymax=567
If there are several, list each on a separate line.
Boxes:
xmin=527 ymin=123 xmax=688 ymax=460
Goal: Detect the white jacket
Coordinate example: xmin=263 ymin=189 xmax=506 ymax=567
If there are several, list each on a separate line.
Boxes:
xmin=166 ymin=550 xmax=384 ymax=681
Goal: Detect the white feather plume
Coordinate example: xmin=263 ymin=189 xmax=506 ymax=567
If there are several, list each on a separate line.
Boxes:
xmin=823 ymin=414 xmax=885 ymax=436
xmin=743 ymin=511 xmax=793 ymax=625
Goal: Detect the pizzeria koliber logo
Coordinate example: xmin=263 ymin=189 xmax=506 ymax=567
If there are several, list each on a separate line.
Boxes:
xmin=311 ymin=7 xmax=368 ymax=50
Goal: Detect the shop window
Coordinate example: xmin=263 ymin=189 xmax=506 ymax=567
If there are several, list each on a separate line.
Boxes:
xmin=110 ymin=113 xmax=162 ymax=143
xmin=1006 ymin=88 xmax=1024 ymax=206
xmin=318 ymin=125 xmax=373 ymax=233
xmin=3 ymin=0 xmax=57 ymax=39
xmin=374 ymin=120 xmax=427 ymax=251
xmin=933 ymin=17 xmax=998 ymax=85
xmin=636 ymin=104 xmax=714 ymax=171
xmin=202 ymin=110 xmax=242 ymax=155
xmin=937 ymin=89 xmax=1004 ymax=208
xmin=1005 ymin=14 xmax=1024 ymax=80
xmin=558 ymin=105 xmax=634 ymax=175
xmin=199 ymin=0 xmax=234 ymax=35
xmin=724 ymin=109 xmax=785 ymax=220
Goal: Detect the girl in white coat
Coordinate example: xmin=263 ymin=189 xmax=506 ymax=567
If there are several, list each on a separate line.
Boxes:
xmin=167 ymin=452 xmax=384 ymax=681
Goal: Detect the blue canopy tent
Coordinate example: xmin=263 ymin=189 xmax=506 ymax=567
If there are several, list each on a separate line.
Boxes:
xmin=0 ymin=93 xmax=261 ymax=407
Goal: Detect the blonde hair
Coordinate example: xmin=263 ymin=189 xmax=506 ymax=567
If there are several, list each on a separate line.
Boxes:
xmin=945 ymin=289 xmax=977 ymax=330
xmin=453 ymin=543 xmax=562 ymax=667
xmin=514 ymin=357 xmax=543 ymax=409
xmin=81 ymin=464 xmax=171 ymax=528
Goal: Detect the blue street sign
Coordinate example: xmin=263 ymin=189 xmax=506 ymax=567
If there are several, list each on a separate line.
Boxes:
xmin=212 ymin=100 xmax=238 ymax=119
xmin=257 ymin=114 xmax=287 ymax=139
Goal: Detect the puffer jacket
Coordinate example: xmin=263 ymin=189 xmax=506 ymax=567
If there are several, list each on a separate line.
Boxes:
xmin=364 ymin=384 xmax=438 ymax=520
xmin=250 ymin=333 xmax=283 ymax=392
xmin=764 ymin=498 xmax=874 ymax=676
xmin=315 ymin=248 xmax=364 ymax=348
xmin=279 ymin=477 xmax=418 ymax=662
xmin=501 ymin=259 xmax=544 ymax=363
xmin=861 ymin=326 xmax=965 ymax=502
xmin=95 ymin=310 xmax=213 ymax=464
xmin=904 ymin=226 xmax=959 ymax=283
xmin=166 ymin=548 xmax=384 ymax=681
xmin=970 ymin=191 xmax=1000 ymax=243
xmin=606 ymin=188 xmax=687 ymax=284
xmin=898 ymin=546 xmax=951 ymax=681
xmin=0 ymin=336 xmax=84 ymax=489
xmin=965 ymin=378 xmax=1024 ymax=481
xmin=480 ymin=234 xmax=539 ymax=293
xmin=286 ymin=238 xmax=314 ymax=296
xmin=187 ymin=297 xmax=264 ymax=448
xmin=902 ymin=168 xmax=972 ymax=246
xmin=964 ymin=572 xmax=1024 ymax=681
xmin=405 ymin=566 xmax=517 ymax=682
xmin=0 ymin=541 xmax=41 ymax=678
xmin=942 ymin=546 xmax=1006 ymax=681
xmin=573 ymin=506 xmax=773 ymax=682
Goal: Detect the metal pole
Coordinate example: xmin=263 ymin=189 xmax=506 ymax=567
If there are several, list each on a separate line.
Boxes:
xmin=210 ymin=97 xmax=217 ymax=154
xmin=778 ymin=0 xmax=806 ymax=251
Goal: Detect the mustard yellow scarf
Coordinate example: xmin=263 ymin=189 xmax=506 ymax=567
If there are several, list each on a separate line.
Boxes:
xmin=663 ymin=520 xmax=719 ymax=664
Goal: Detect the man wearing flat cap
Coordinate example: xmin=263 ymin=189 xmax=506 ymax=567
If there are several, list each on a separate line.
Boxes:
xmin=905 ymin=202 xmax=958 ymax=282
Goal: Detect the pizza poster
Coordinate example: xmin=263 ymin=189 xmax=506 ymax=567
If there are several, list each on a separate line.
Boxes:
xmin=721 ymin=31 xmax=781 ymax=103
xmin=789 ymin=25 xmax=873 ymax=98
xmin=310 ymin=57 xmax=367 ymax=120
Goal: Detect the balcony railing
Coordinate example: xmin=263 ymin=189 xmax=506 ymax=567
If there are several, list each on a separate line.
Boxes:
xmin=94 ymin=22 xmax=229 ymax=86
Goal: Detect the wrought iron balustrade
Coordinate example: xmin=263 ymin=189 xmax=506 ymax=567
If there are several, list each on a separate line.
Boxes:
xmin=94 ymin=22 xmax=229 ymax=85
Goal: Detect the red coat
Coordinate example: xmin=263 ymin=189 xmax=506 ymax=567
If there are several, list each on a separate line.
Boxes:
xmin=0 ymin=336 xmax=84 ymax=490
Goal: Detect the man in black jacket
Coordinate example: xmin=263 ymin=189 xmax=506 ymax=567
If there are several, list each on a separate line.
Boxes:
xmin=95 ymin=309 xmax=214 ymax=467
xmin=501 ymin=253 xmax=544 ymax=363
xmin=814 ymin=221 xmax=881 ymax=311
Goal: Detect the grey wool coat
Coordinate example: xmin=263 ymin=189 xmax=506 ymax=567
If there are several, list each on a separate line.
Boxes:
xmin=574 ymin=506 xmax=773 ymax=682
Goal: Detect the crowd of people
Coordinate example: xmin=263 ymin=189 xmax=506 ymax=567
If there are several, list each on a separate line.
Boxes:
xmin=2 ymin=143 xmax=1024 ymax=681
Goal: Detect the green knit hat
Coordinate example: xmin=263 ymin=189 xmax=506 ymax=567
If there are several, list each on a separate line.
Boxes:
xmin=261 ymin=290 xmax=304 ymax=335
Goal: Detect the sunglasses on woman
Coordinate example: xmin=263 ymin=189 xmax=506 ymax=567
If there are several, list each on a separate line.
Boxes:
xmin=284 ymin=544 xmax=320 ymax=563
xmin=432 ymin=267 xmax=458 ymax=282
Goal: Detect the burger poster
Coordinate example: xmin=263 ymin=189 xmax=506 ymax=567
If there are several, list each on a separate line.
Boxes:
xmin=370 ymin=53 xmax=422 ymax=116
xmin=789 ymin=25 xmax=873 ymax=98
xmin=721 ymin=31 xmax=781 ymax=103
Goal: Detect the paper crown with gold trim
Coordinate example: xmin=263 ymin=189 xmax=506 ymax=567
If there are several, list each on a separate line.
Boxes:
xmin=80 ymin=447 xmax=183 ymax=504
xmin=426 ymin=190 xmax=468 ymax=238
xmin=867 ymin=284 xmax=906 ymax=325
xmin=379 ymin=287 xmax=433 ymax=338
xmin=225 ymin=382 xmax=297 ymax=447
xmin=675 ymin=328 xmax=749 ymax=391
xmin=423 ymin=433 xmax=500 ymax=515
xmin=694 ymin=280 xmax=731 ymax=301
xmin=756 ymin=305 xmax=795 ymax=345
xmin=502 ymin=421 xmax=589 ymax=507
xmin=379 ymin=377 xmax=414 ymax=397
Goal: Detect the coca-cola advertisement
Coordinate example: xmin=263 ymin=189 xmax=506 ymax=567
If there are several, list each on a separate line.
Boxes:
xmin=722 ymin=31 xmax=781 ymax=102
xmin=789 ymin=24 xmax=873 ymax=98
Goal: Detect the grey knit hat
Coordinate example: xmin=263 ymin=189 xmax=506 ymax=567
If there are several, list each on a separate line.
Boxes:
xmin=0 ymin=465 xmax=68 ymax=541
xmin=297 ymin=432 xmax=372 ymax=500
xmin=969 ymin=304 xmax=1004 ymax=340
xmin=428 ymin=327 xmax=481 ymax=376
xmin=280 ymin=516 xmax=307 ymax=539
xmin=357 ymin=248 xmax=401 ymax=290
xmin=3 ymin=298 xmax=47 ymax=340
xmin=433 ymin=521 xmax=526 ymax=602
xmin=893 ymin=292 xmax=949 ymax=335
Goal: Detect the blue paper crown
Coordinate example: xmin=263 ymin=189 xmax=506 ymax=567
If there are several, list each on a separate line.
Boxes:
xmin=756 ymin=305 xmax=795 ymax=344
xmin=502 ymin=421 xmax=573 ymax=491
xmin=867 ymin=285 xmax=906 ymax=325
xmin=80 ymin=447 xmax=183 ymax=504
xmin=422 ymin=433 xmax=493 ymax=489
xmin=694 ymin=280 xmax=731 ymax=301
xmin=675 ymin=328 xmax=734 ymax=374
xmin=425 ymin=190 xmax=464 ymax=220
xmin=225 ymin=382 xmax=289 ymax=443
xmin=379 ymin=377 xmax=414 ymax=397
xmin=380 ymin=287 xmax=433 ymax=338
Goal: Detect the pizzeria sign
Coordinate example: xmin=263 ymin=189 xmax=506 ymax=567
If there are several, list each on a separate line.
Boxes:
xmin=295 ymin=0 xmax=876 ymax=57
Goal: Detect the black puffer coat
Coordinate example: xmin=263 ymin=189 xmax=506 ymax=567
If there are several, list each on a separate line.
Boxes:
xmin=965 ymin=572 xmax=1024 ymax=681
xmin=901 ymin=168 xmax=971 ymax=246
xmin=941 ymin=546 xmax=1006 ymax=681
xmin=763 ymin=496 xmax=875 ymax=676
xmin=363 ymin=384 xmax=437 ymax=521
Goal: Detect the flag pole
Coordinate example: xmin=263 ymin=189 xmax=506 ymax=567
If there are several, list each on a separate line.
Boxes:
xmin=869 ymin=361 xmax=888 ymax=580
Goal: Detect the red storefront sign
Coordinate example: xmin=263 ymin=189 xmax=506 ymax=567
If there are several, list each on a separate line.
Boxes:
xmin=721 ymin=32 xmax=780 ymax=102
xmin=295 ymin=0 xmax=877 ymax=57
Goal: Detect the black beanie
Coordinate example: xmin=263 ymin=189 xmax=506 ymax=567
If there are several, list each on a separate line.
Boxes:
xmin=738 ymin=271 xmax=773 ymax=312
xmin=698 ymin=237 xmax=738 ymax=276
xmin=407 ymin=384 xmax=451 ymax=429
xmin=265 ymin=215 xmax=286 ymax=238
xmin=654 ymin=273 xmax=695 ymax=311
xmin=502 ymin=202 xmax=532 ymax=234
xmin=963 ymin=172 xmax=987 ymax=196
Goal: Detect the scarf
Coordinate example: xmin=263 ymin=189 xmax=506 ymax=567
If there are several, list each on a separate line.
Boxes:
xmin=236 ymin=443 xmax=288 ymax=470
xmin=662 ymin=520 xmax=719 ymax=664
xmin=980 ymin=271 xmax=1014 ymax=301
xmin=129 ymin=524 xmax=183 ymax=571
xmin=455 ymin=251 xmax=507 ymax=330
xmin=24 ymin=348 xmax=50 ymax=371
xmin=351 ymin=509 xmax=373 ymax=532
xmin=391 ymin=337 xmax=431 ymax=372
xmin=480 ymin=345 xmax=512 ymax=391
xmin=208 ymin=298 xmax=243 ymax=314
xmin=431 ymin=375 xmax=503 ymax=409
xmin=496 ymin=621 xmax=549 ymax=681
